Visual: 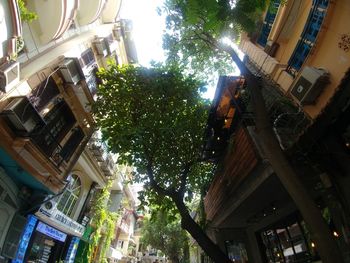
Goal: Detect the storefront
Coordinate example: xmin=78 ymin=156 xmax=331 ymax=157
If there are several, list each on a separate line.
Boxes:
xmin=256 ymin=213 xmax=320 ymax=263
xmin=22 ymin=220 xmax=66 ymax=262
xmin=12 ymin=200 xmax=85 ymax=263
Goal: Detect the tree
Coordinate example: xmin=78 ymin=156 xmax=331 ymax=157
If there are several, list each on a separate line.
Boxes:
xmin=161 ymin=1 xmax=344 ymax=263
xmin=141 ymin=209 xmax=189 ymax=263
xmin=162 ymin=0 xmax=267 ymax=81
xmin=94 ymin=63 xmax=233 ymax=262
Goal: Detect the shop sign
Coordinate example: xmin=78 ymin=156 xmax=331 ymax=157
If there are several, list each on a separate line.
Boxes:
xmin=65 ymin=237 xmax=80 ymax=263
xmin=81 ymin=225 xmax=93 ymax=242
xmin=36 ymin=203 xmax=85 ymax=237
xmin=36 ymin=222 xmax=67 ymax=242
xmin=12 ymin=215 xmax=38 ymax=263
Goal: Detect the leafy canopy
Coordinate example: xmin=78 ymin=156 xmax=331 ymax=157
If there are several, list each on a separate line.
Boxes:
xmin=161 ymin=0 xmax=269 ymax=82
xmin=94 ymin=63 xmax=214 ymax=203
xmin=141 ymin=210 xmax=189 ymax=262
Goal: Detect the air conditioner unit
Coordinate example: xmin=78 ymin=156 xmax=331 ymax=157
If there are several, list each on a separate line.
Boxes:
xmin=264 ymin=40 xmax=279 ymax=57
xmin=1 ymin=96 xmax=45 ymax=135
xmin=93 ymin=37 xmax=109 ymax=57
xmin=0 ymin=62 xmax=20 ymax=93
xmin=59 ymin=58 xmax=82 ymax=85
xmin=112 ymin=28 xmax=121 ymax=41
xmin=38 ymin=198 xmax=58 ymax=217
xmin=290 ymin=66 xmax=330 ymax=105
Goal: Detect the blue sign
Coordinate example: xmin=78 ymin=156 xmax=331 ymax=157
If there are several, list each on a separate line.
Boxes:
xmin=36 ymin=222 xmax=67 ymax=242
xmin=12 ymin=215 xmax=38 ymax=263
xmin=65 ymin=237 xmax=80 ymax=263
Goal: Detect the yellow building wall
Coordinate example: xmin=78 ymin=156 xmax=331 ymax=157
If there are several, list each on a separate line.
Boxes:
xmin=274 ymin=1 xmax=313 ymax=65
xmin=267 ymin=0 xmax=350 ymax=119
xmin=303 ymin=0 xmax=350 ymax=118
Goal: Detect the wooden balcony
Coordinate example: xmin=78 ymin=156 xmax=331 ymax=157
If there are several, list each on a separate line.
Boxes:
xmin=204 ymin=126 xmax=259 ymax=221
xmin=76 ymin=0 xmax=107 ymax=26
xmin=26 ymin=0 xmax=79 ymax=44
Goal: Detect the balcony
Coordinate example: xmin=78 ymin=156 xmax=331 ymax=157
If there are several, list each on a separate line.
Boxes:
xmin=76 ymin=0 xmax=107 ymax=26
xmin=240 ymin=40 xmax=282 ymax=78
xmin=243 ymin=57 xmax=311 ymax=149
xmin=0 ymin=0 xmax=22 ymax=61
xmin=202 ymin=76 xmax=245 ymax=162
xmin=88 ymin=133 xmax=116 ymax=178
xmin=0 ymin=96 xmax=86 ymax=192
xmin=26 ymin=0 xmax=78 ymax=44
xmin=102 ymin=0 xmax=122 ymax=23
xmin=204 ymin=126 xmax=259 ymax=221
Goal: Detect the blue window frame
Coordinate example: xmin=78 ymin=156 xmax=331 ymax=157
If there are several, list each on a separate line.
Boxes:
xmin=257 ymin=0 xmax=281 ymax=47
xmin=288 ymin=0 xmax=329 ymax=73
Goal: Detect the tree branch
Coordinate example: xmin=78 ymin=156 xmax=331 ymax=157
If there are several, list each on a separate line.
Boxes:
xmin=179 ymin=162 xmax=192 ymax=197
xmin=147 ymin=162 xmax=173 ymax=197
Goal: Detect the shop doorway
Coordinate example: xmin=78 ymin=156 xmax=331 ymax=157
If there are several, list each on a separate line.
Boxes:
xmin=225 ymin=241 xmax=249 ymax=263
xmin=25 ymin=222 xmax=66 ymax=263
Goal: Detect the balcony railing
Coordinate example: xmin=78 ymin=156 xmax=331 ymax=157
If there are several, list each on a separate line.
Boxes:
xmin=102 ymin=0 xmax=122 ymax=23
xmin=26 ymin=0 xmax=79 ymax=44
xmin=243 ymin=57 xmax=311 ymax=149
xmin=76 ymin=0 xmax=107 ymax=26
xmin=88 ymin=134 xmax=116 ymax=177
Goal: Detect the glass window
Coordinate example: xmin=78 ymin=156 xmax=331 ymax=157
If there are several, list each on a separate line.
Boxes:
xmin=57 ymin=174 xmax=81 ymax=217
xmin=257 ymin=0 xmax=281 ymax=47
xmin=225 ymin=241 xmax=249 ymax=263
xmin=259 ymin=216 xmax=316 ymax=263
xmin=288 ymin=0 xmax=329 ymax=72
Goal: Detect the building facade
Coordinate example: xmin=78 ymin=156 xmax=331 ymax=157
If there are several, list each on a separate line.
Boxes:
xmin=203 ymin=1 xmax=350 ymax=262
xmin=0 ymin=1 xmax=140 ymax=262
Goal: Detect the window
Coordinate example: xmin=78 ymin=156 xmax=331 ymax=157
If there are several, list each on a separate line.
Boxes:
xmin=79 ymin=48 xmax=95 ymax=68
xmin=258 ymin=215 xmax=318 ymax=263
xmin=60 ymin=126 xmax=85 ymax=161
xmin=28 ymin=77 xmax=60 ymax=112
xmin=57 ymin=174 xmax=81 ymax=217
xmin=257 ymin=0 xmax=281 ymax=47
xmin=287 ymin=0 xmax=329 ymax=73
xmin=225 ymin=241 xmax=249 ymax=263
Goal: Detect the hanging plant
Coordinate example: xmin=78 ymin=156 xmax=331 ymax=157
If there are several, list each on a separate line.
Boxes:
xmin=87 ymin=180 xmax=120 ymax=262
xmin=18 ymin=0 xmax=38 ymax=23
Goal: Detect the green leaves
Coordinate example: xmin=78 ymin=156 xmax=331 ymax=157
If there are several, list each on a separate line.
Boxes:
xmin=94 ymin=63 xmax=212 ymax=197
xmin=161 ymin=0 xmax=270 ymax=85
xmin=88 ymin=180 xmax=119 ymax=262
xmin=18 ymin=0 xmax=38 ymax=23
xmin=141 ymin=210 xmax=189 ymax=262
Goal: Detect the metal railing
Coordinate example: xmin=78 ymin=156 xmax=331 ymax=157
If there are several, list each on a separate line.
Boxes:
xmin=242 ymin=57 xmax=311 ymax=149
xmin=88 ymin=133 xmax=116 ymax=177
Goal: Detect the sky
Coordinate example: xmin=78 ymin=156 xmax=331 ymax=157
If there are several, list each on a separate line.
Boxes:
xmin=119 ymin=0 xmax=166 ymax=65
xmin=119 ymin=0 xmax=243 ymax=100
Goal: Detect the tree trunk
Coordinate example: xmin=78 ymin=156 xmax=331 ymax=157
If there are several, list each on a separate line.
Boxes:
xmin=227 ymin=48 xmax=344 ymax=263
xmin=171 ymin=194 xmax=231 ymax=263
